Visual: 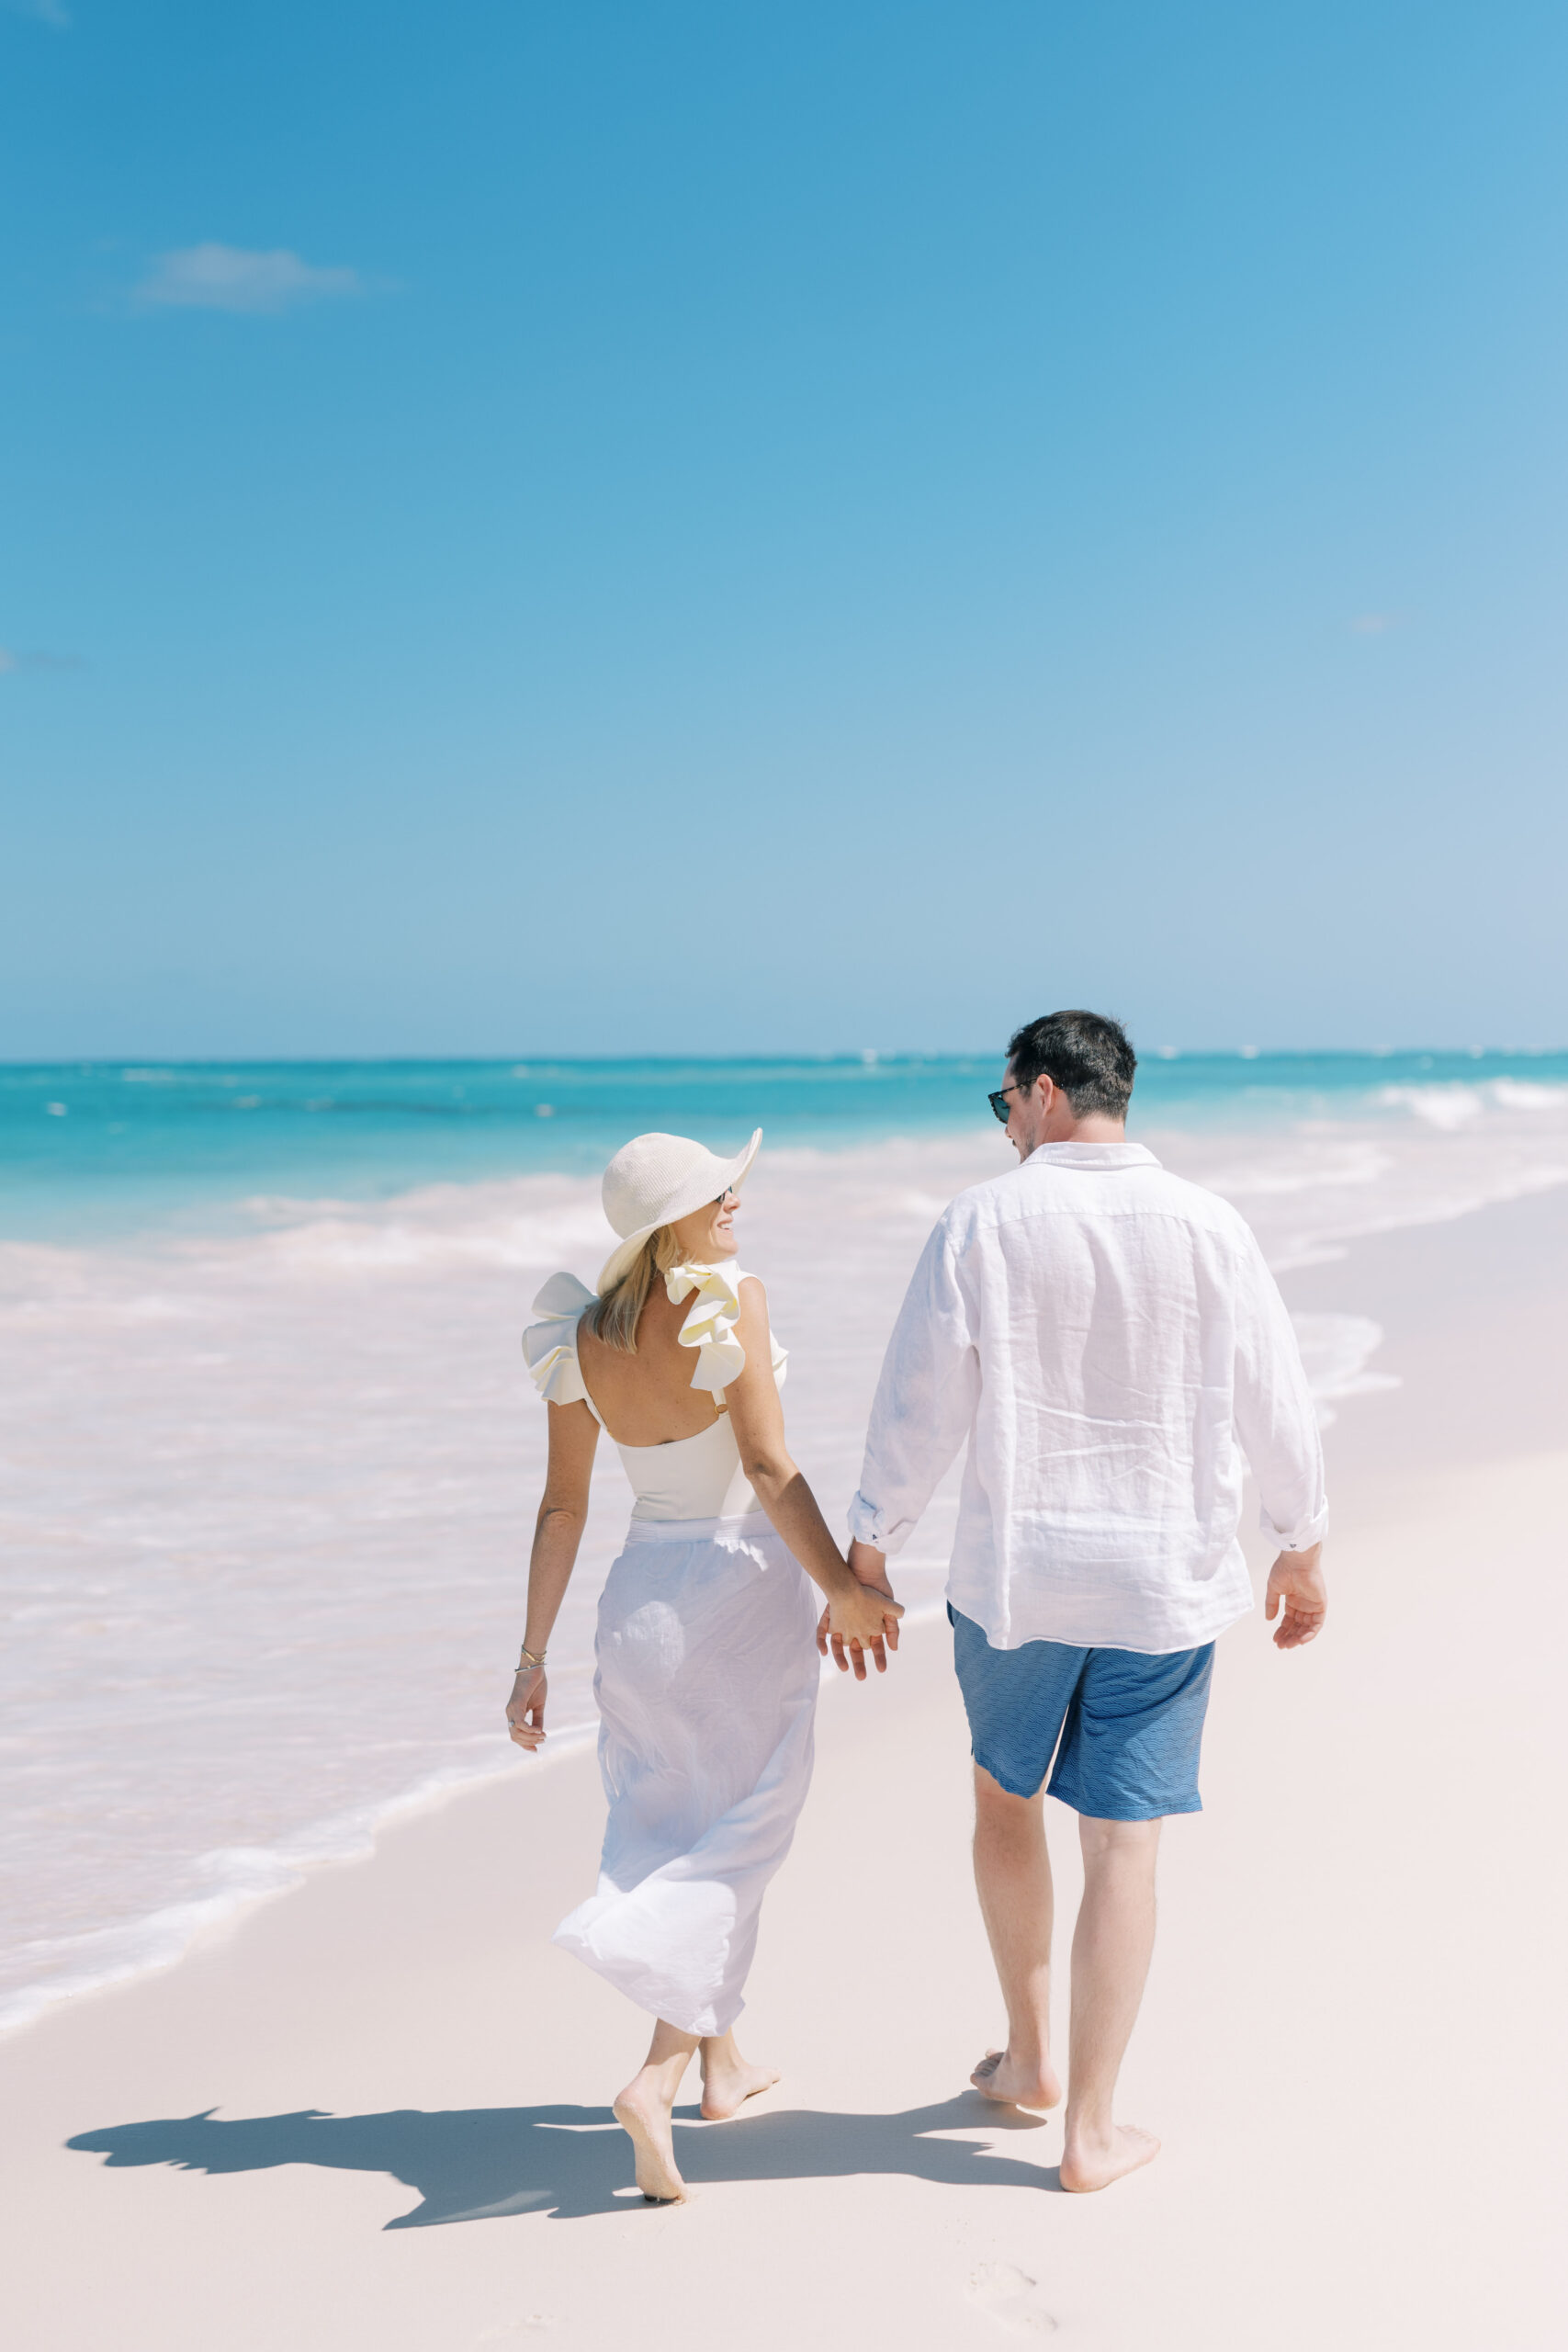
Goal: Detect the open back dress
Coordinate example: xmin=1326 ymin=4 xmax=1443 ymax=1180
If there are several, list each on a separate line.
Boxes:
xmin=523 ymin=1263 xmax=820 ymax=2038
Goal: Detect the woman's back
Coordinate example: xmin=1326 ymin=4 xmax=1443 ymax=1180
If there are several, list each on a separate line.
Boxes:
xmin=576 ymin=1283 xmax=737 ymax=1448
xmin=537 ymin=1266 xmax=786 ymax=1524
xmin=577 ymin=1284 xmax=758 ymax=1522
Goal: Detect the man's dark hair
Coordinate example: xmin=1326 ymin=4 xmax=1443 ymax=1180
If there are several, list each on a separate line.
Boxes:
xmin=1006 ymin=1009 xmax=1136 ymax=1120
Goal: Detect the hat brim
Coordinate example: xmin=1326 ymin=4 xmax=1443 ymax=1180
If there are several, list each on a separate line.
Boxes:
xmin=594 ymin=1128 xmax=762 ymax=1296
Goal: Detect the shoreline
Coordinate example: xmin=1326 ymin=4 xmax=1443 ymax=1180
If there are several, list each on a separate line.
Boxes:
xmin=2 ymin=1596 xmax=977 ymax=2047
xmin=4 ymin=1167 xmax=1563 ymax=2045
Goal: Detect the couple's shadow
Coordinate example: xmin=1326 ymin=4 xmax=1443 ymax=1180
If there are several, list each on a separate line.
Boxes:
xmin=68 ymin=2093 xmax=1061 ymax=2226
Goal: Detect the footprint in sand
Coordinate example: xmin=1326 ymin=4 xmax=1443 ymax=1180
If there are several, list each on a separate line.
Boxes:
xmin=967 ymin=2262 xmax=1059 ymax=2336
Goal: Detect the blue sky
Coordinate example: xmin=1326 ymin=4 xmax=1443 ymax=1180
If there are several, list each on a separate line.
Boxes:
xmin=3 ymin=0 xmax=1565 ymax=1057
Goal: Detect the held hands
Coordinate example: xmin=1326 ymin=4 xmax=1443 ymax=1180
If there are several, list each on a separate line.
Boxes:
xmin=1264 ymin=1545 xmax=1326 ymax=1649
xmin=816 ymin=1541 xmax=903 ymax=1679
xmin=506 ymin=1664 xmax=547 ymax=1750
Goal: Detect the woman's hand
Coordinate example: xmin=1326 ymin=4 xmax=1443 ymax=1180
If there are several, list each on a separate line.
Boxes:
xmin=821 ymin=1576 xmax=903 ymax=1680
xmin=506 ymin=1665 xmax=547 ymax=1750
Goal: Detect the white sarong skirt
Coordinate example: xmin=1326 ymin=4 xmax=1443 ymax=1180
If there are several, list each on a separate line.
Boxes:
xmin=552 ymin=1510 xmax=820 ymax=2037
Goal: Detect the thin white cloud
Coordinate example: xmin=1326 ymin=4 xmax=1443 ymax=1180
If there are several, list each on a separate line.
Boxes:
xmin=0 ymin=647 xmax=85 ymax=674
xmin=5 ymin=2 xmax=71 ymax=26
xmin=133 ymin=243 xmax=364 ymax=315
xmin=1350 ymin=613 xmax=1398 ymax=636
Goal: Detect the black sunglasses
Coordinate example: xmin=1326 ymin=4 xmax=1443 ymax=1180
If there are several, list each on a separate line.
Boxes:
xmin=987 ymin=1083 xmax=1023 ymax=1125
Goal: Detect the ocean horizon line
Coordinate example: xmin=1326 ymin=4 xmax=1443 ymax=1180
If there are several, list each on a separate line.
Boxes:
xmin=3 ymin=1042 xmax=1566 ymax=1072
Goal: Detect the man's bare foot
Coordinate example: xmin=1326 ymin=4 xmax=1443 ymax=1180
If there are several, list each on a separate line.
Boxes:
xmin=970 ymin=2046 xmax=1064 ymax=2110
xmin=700 ymin=2060 xmax=780 ymax=2135
xmin=1059 ymin=2123 xmax=1160 ymax=2192
xmin=612 ymin=2080 xmax=688 ymax=2203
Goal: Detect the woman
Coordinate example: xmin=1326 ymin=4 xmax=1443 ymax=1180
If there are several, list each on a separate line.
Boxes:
xmin=507 ymin=1126 xmax=898 ymax=2204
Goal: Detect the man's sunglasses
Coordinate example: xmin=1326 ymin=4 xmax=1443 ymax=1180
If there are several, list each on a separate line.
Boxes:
xmin=987 ymin=1083 xmax=1024 ymax=1125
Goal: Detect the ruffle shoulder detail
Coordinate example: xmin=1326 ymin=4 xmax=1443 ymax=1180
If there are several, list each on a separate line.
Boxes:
xmin=664 ymin=1261 xmax=788 ymax=1396
xmin=522 ymin=1271 xmax=597 ymax=1405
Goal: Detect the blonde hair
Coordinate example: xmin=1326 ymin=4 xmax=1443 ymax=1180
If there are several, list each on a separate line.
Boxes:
xmin=587 ymin=1224 xmax=685 ymax=1354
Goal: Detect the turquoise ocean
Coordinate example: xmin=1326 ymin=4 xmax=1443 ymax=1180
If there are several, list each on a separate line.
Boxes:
xmin=7 ymin=1048 xmax=1568 ymax=1241
xmin=4 ymin=1048 xmax=1566 ymax=2037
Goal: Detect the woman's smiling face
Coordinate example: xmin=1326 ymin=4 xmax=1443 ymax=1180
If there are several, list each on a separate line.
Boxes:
xmin=670 ymin=1188 xmax=739 ymax=1263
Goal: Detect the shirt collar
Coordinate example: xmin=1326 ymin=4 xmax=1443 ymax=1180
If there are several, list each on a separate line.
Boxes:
xmin=1021 ymin=1140 xmax=1161 ymax=1172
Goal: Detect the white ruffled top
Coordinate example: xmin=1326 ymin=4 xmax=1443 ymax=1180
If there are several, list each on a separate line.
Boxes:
xmin=522 ymin=1263 xmax=787 ymax=1523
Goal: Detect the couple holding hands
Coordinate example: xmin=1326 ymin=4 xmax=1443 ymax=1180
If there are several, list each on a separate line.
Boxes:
xmin=507 ymin=1009 xmax=1327 ymax=2205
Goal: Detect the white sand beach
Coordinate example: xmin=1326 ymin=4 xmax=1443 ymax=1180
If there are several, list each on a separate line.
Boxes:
xmin=2 ymin=1183 xmax=1564 ymax=2349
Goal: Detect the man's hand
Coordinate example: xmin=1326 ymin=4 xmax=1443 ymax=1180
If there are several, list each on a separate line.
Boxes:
xmin=817 ymin=1542 xmax=902 ymax=1679
xmin=1264 ymin=1546 xmax=1326 ymax=1649
xmin=506 ymin=1664 xmax=547 ymax=1748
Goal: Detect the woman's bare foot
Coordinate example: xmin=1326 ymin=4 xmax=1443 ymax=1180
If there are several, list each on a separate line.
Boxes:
xmin=613 ymin=2023 xmax=698 ymax=2203
xmin=613 ymin=2077 xmax=689 ymax=2203
xmin=1058 ymin=2122 xmax=1160 ymax=2192
xmin=698 ymin=2031 xmax=781 ymax=2120
xmin=970 ymin=2046 xmax=1064 ymax=2110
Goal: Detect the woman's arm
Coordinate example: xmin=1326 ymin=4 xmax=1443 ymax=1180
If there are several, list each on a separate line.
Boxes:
xmin=506 ymin=1397 xmax=599 ymax=1751
xmin=726 ymin=1279 xmax=903 ymax=1671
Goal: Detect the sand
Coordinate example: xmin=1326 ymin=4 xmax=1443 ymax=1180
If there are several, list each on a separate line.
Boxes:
xmin=2 ymin=1190 xmax=1564 ymax=2352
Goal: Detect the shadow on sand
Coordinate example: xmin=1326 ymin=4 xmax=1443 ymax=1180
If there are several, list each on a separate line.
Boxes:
xmin=67 ymin=2093 xmax=1064 ymax=2225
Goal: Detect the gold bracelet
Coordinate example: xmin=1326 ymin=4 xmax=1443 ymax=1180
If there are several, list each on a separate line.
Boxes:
xmin=516 ymin=1646 xmax=546 ymax=1671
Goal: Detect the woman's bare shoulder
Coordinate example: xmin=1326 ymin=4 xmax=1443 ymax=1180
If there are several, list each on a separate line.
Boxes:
xmin=574 ymin=1310 xmax=607 ymax=1363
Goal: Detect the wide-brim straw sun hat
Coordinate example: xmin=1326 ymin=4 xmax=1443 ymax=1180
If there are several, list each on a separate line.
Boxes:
xmin=596 ymin=1127 xmax=762 ymax=1295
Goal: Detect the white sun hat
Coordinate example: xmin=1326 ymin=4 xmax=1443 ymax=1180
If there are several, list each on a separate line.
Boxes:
xmin=596 ymin=1127 xmax=762 ymax=1295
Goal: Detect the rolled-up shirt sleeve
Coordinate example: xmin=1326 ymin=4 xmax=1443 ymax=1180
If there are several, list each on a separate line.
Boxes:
xmin=1232 ymin=1231 xmax=1329 ymax=1553
xmin=848 ymin=1216 xmax=981 ymax=1555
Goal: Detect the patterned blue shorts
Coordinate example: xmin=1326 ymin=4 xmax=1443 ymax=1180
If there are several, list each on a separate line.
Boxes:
xmin=950 ymin=1605 xmax=1214 ymax=1819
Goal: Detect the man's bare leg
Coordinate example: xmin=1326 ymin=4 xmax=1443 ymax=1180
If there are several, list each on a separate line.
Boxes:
xmin=613 ymin=2018 xmax=699 ymax=2200
xmin=968 ymin=1763 xmax=1065 ymax=2109
xmin=1060 ymin=1814 xmax=1163 ymax=2191
xmin=698 ymin=2030 xmax=780 ymax=2120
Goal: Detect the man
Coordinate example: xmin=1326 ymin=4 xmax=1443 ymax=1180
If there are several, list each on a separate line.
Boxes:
xmin=837 ymin=1010 xmax=1326 ymax=2192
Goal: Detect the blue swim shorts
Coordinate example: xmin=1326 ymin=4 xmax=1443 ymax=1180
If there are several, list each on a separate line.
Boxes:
xmin=949 ymin=1606 xmax=1214 ymax=1820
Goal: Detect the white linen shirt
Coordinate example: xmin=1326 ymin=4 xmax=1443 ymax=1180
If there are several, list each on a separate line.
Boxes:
xmin=849 ymin=1141 xmax=1327 ymax=1654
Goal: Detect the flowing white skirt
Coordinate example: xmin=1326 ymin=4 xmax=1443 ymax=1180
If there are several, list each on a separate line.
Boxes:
xmin=552 ymin=1510 xmax=820 ymax=2037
